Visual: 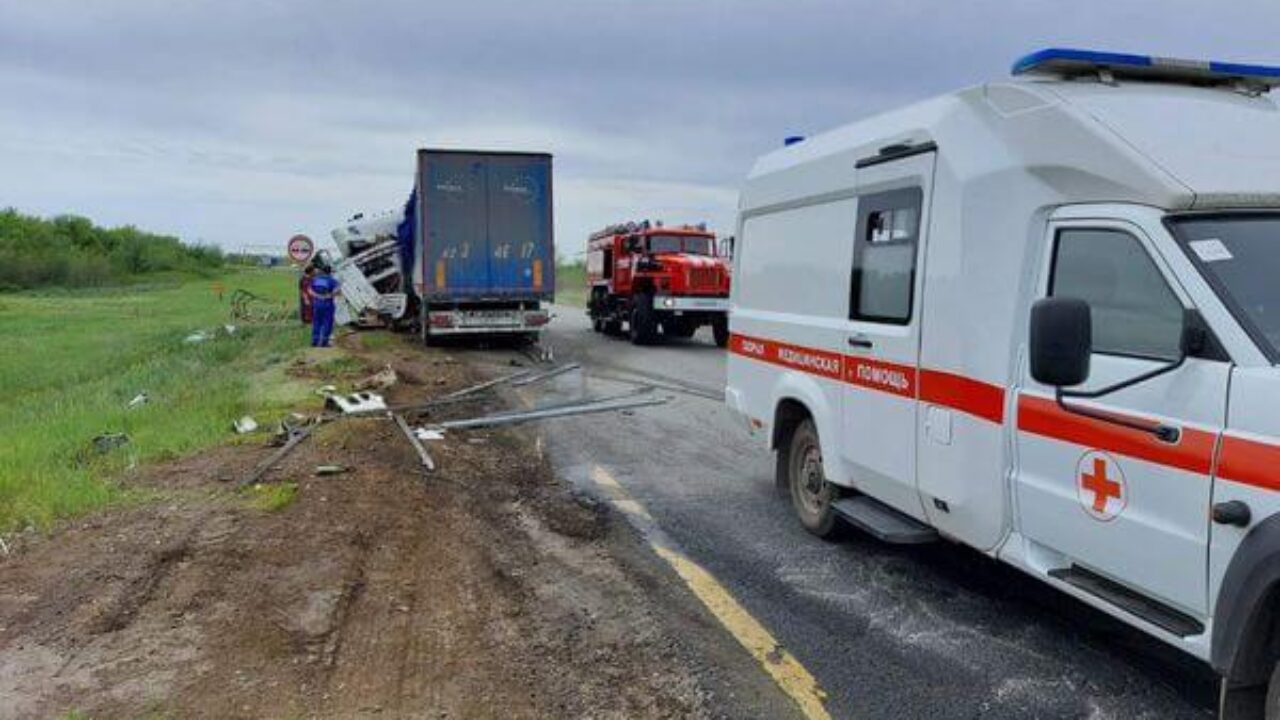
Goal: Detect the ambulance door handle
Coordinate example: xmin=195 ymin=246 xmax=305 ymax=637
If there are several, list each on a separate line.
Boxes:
xmin=847 ymin=335 xmax=874 ymax=350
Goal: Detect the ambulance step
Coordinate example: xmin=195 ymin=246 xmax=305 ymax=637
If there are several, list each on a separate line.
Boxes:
xmin=1048 ymin=566 xmax=1204 ymax=637
xmin=832 ymin=496 xmax=938 ymax=545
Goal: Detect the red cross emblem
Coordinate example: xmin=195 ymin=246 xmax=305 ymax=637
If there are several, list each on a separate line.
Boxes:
xmin=1077 ymin=451 xmax=1127 ymax=521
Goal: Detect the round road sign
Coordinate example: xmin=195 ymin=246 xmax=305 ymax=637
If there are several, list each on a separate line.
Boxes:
xmin=287 ymin=234 xmax=315 ymax=264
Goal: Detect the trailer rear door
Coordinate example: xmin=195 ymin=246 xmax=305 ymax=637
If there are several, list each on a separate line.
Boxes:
xmin=418 ymin=151 xmax=554 ymax=301
xmin=419 ymin=153 xmax=490 ymax=297
xmin=486 ymin=154 xmax=553 ymax=297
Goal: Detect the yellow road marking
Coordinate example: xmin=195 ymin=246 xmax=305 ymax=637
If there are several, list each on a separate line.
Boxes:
xmin=589 ymin=464 xmax=831 ymax=720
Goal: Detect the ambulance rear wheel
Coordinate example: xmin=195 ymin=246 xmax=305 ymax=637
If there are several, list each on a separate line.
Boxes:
xmin=782 ymin=419 xmax=840 ymax=539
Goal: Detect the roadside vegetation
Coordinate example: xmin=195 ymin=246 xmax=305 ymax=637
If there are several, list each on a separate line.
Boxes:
xmin=0 ymin=268 xmax=311 ymax=533
xmin=0 ymin=208 xmax=224 ymax=290
xmin=556 ymin=260 xmax=586 ymax=309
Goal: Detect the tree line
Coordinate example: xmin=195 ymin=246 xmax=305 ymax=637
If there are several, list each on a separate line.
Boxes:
xmin=0 ymin=208 xmax=225 ymax=290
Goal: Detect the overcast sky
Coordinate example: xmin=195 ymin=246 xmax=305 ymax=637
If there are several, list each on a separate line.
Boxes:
xmin=2 ymin=1 xmax=1279 ymax=257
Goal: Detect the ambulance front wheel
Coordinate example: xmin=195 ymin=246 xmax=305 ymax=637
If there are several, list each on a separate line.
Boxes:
xmin=781 ymin=419 xmax=841 ymax=539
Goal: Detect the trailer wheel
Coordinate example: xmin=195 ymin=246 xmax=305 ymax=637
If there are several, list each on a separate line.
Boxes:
xmin=630 ymin=294 xmax=658 ymax=345
xmin=712 ymin=317 xmax=730 ymax=348
xmin=781 ymin=419 xmax=841 ymax=539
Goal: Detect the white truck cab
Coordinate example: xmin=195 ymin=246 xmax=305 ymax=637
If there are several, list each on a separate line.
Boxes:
xmin=725 ymin=48 xmax=1280 ymax=719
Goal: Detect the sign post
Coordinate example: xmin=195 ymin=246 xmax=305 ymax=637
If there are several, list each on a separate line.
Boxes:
xmin=287 ymin=234 xmax=315 ymax=266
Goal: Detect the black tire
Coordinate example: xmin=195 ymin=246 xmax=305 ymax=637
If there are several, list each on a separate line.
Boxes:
xmin=664 ymin=318 xmax=696 ymax=339
xmin=630 ymin=294 xmax=658 ymax=345
xmin=603 ymin=319 xmax=623 ymax=337
xmin=1265 ymin=662 xmax=1280 ymax=720
xmin=591 ymin=316 xmax=604 ymax=333
xmin=712 ymin=316 xmax=730 ymax=348
xmin=778 ymin=419 xmax=841 ymax=538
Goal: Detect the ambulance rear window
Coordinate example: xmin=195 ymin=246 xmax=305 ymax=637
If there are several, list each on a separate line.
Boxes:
xmin=850 ymin=188 xmax=922 ymax=324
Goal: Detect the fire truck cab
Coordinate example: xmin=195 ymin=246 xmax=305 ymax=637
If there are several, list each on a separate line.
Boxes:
xmin=727 ymin=48 xmax=1280 ymax=718
xmin=586 ymin=220 xmax=732 ymax=346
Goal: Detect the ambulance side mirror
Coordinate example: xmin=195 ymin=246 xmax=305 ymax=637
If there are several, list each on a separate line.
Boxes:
xmin=1029 ymin=297 xmax=1092 ymax=387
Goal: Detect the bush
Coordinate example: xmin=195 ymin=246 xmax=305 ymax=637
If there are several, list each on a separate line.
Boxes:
xmin=0 ymin=208 xmax=224 ymax=290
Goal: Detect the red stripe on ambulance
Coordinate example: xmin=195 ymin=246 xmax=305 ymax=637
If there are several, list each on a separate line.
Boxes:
xmin=730 ymin=333 xmax=843 ymax=381
xmin=729 ymin=333 xmax=1280 ymax=493
xmin=845 ymin=357 xmax=917 ymax=398
xmin=1016 ymin=395 xmax=1215 ymax=475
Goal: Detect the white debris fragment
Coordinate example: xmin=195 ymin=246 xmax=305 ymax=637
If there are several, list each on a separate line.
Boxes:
xmin=414 ymin=428 xmax=446 ymax=441
xmin=325 ymin=391 xmax=387 ymax=415
xmin=184 ymin=330 xmax=211 ymax=344
xmin=126 ymin=392 xmax=149 ymax=409
xmin=233 ymin=416 xmax=259 ymax=434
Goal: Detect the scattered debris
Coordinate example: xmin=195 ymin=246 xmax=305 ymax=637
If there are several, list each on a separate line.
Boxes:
xmin=510 ymin=363 xmax=581 ymax=388
xmin=391 ymin=413 xmax=435 ymax=473
xmin=92 ymin=433 xmax=130 ymax=454
xmin=184 ymin=330 xmax=211 ymax=344
xmin=229 ymin=288 xmax=290 ymax=323
xmin=233 ymin=416 xmax=260 ymax=434
xmin=355 ymin=364 xmax=398 ymax=391
xmin=0 ymin=535 xmax=8 ymax=556
xmin=224 ymin=324 xmax=238 ymax=335
xmin=413 ymin=428 xmax=446 ymax=442
xmin=432 ymin=394 xmax=669 ymax=431
xmin=240 ymin=425 xmax=315 ymax=487
xmin=314 ymin=465 xmax=350 ymax=476
xmin=325 ymin=391 xmax=388 ymax=415
xmin=126 ymin=392 xmax=149 ymax=410
xmin=315 ymin=385 xmax=338 ymax=397
xmin=440 ymin=369 xmax=536 ymax=401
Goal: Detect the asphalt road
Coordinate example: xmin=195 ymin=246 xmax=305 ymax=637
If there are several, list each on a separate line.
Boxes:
xmin=491 ymin=305 xmax=1221 ymax=720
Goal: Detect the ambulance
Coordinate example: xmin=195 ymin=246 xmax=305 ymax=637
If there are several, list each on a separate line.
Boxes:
xmin=725 ymin=49 xmax=1280 ymax=718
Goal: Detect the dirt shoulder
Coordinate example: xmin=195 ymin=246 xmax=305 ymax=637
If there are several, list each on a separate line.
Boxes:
xmin=0 ymin=332 xmax=797 ymax=720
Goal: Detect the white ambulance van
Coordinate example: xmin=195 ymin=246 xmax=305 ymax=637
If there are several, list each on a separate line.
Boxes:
xmin=725 ymin=48 xmax=1280 ymax=718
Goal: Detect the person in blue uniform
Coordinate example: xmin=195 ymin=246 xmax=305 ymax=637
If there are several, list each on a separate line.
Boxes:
xmin=308 ymin=264 xmax=341 ymax=347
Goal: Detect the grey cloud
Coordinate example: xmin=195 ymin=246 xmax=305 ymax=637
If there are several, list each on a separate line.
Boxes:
xmin=2 ymin=0 xmax=1279 ymax=253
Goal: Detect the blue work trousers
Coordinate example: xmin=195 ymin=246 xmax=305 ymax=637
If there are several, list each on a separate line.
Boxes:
xmin=311 ymin=302 xmax=335 ymax=347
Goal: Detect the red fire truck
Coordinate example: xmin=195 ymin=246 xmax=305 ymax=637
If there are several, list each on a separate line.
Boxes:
xmin=586 ymin=220 xmax=732 ymax=346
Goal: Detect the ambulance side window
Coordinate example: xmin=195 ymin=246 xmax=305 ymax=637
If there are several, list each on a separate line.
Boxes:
xmin=849 ymin=188 xmax=923 ymax=324
xmin=1050 ymin=228 xmax=1184 ymax=361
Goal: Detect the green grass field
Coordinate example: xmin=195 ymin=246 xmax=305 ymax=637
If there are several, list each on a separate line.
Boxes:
xmin=556 ymin=262 xmax=586 ymax=310
xmin=0 ymin=268 xmax=312 ymax=533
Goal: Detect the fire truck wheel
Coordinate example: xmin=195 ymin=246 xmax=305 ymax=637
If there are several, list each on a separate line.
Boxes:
xmin=712 ymin=317 xmax=730 ymax=348
xmin=630 ymin=295 xmax=659 ymax=345
xmin=604 ymin=320 xmax=623 ymax=336
xmin=782 ymin=419 xmax=841 ymax=539
xmin=663 ymin=319 xmax=695 ymax=338
xmin=592 ymin=316 xmax=604 ymax=333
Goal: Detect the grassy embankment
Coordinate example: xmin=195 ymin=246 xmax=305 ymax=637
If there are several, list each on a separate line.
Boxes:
xmin=0 ymin=268 xmax=314 ymax=533
xmin=555 ymin=261 xmax=586 ymax=310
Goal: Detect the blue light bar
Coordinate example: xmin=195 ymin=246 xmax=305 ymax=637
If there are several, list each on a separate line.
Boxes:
xmin=1011 ymin=47 xmax=1280 ymax=92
